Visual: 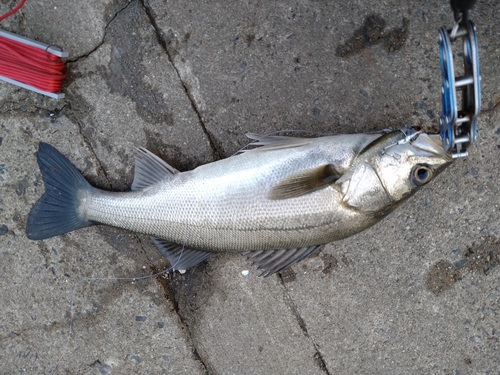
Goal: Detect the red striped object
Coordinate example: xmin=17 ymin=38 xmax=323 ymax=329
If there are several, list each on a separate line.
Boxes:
xmin=0 ymin=0 xmax=67 ymax=98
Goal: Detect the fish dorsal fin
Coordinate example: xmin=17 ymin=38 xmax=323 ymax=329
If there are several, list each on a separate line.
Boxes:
xmin=269 ymin=164 xmax=342 ymax=200
xmin=242 ymin=245 xmax=322 ymax=277
xmin=237 ymin=133 xmax=311 ymax=154
xmin=132 ymin=147 xmax=179 ymax=191
xmin=150 ymin=237 xmax=213 ymax=271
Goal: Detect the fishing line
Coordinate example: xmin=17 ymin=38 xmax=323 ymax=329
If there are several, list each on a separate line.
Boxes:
xmin=0 ymin=0 xmax=68 ymax=98
xmin=48 ymin=243 xmax=186 ymax=374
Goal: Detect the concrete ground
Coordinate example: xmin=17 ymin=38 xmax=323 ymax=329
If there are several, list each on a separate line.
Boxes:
xmin=1 ymin=0 xmax=499 ymax=374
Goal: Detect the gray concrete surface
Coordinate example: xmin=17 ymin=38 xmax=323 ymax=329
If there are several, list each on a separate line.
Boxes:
xmin=1 ymin=0 xmax=499 ymax=374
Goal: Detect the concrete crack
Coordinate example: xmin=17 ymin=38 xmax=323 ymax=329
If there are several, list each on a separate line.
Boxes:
xmin=151 ymin=266 xmax=211 ymax=375
xmin=139 ymin=0 xmax=223 ymax=160
xmin=71 ymin=116 xmax=112 ymax=190
xmin=0 ymin=330 xmax=21 ymax=342
xmin=482 ymin=99 xmax=500 ymax=115
xmin=67 ymin=1 xmax=133 ymax=64
xmin=278 ymin=274 xmax=332 ymax=375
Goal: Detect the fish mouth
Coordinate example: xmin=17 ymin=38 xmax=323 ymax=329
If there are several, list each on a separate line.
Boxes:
xmin=417 ymin=134 xmax=454 ymax=178
xmin=412 ymin=133 xmax=454 ymax=162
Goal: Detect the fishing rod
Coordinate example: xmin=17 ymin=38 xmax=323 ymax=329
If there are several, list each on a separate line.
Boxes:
xmin=439 ymin=0 xmax=480 ymax=158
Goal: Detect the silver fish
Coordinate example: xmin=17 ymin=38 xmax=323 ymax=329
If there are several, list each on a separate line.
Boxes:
xmin=26 ymin=129 xmax=452 ymax=276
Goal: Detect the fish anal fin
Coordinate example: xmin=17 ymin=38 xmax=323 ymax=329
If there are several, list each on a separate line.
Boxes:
xmin=242 ymin=245 xmax=322 ymax=277
xmin=269 ymin=164 xmax=342 ymax=200
xmin=132 ymin=147 xmax=179 ymax=191
xmin=150 ymin=237 xmax=213 ymax=271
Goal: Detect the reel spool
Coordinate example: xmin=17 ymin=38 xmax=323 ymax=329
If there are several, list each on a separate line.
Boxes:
xmin=438 ymin=13 xmax=480 ymax=158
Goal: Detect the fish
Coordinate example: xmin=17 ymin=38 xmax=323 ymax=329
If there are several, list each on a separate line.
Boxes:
xmin=26 ymin=128 xmax=452 ymax=276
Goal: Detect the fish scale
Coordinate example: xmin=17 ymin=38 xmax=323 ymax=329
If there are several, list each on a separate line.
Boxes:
xmin=82 ymin=135 xmax=376 ymax=251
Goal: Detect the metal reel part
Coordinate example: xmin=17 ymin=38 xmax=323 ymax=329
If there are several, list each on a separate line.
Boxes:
xmin=438 ymin=20 xmax=480 ymax=158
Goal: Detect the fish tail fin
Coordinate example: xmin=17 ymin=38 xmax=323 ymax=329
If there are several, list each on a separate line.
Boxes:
xmin=26 ymin=142 xmax=94 ymax=240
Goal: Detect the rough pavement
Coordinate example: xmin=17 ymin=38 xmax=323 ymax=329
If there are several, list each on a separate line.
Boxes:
xmin=1 ymin=1 xmax=499 ymax=374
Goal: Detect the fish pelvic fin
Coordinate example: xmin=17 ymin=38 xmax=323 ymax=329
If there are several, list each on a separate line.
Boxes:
xmin=268 ymin=164 xmax=342 ymax=200
xmin=132 ymin=147 xmax=179 ymax=191
xmin=151 ymin=237 xmax=213 ymax=271
xmin=242 ymin=245 xmax=323 ymax=277
xmin=26 ymin=143 xmax=94 ymax=240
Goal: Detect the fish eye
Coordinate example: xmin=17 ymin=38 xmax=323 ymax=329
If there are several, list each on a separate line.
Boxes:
xmin=411 ymin=165 xmax=433 ymax=186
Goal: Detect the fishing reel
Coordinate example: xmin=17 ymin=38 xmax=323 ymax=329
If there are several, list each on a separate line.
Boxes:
xmin=438 ymin=0 xmax=480 ymax=158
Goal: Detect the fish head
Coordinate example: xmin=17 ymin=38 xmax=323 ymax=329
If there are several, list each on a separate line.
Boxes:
xmin=373 ymin=132 xmax=453 ymax=204
xmin=339 ymin=131 xmax=453 ymax=215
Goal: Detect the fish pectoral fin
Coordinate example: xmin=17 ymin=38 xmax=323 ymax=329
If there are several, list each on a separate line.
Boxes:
xmin=242 ymin=245 xmax=322 ymax=277
xmin=268 ymin=164 xmax=342 ymax=200
xmin=151 ymin=237 xmax=213 ymax=271
xmin=132 ymin=147 xmax=179 ymax=191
